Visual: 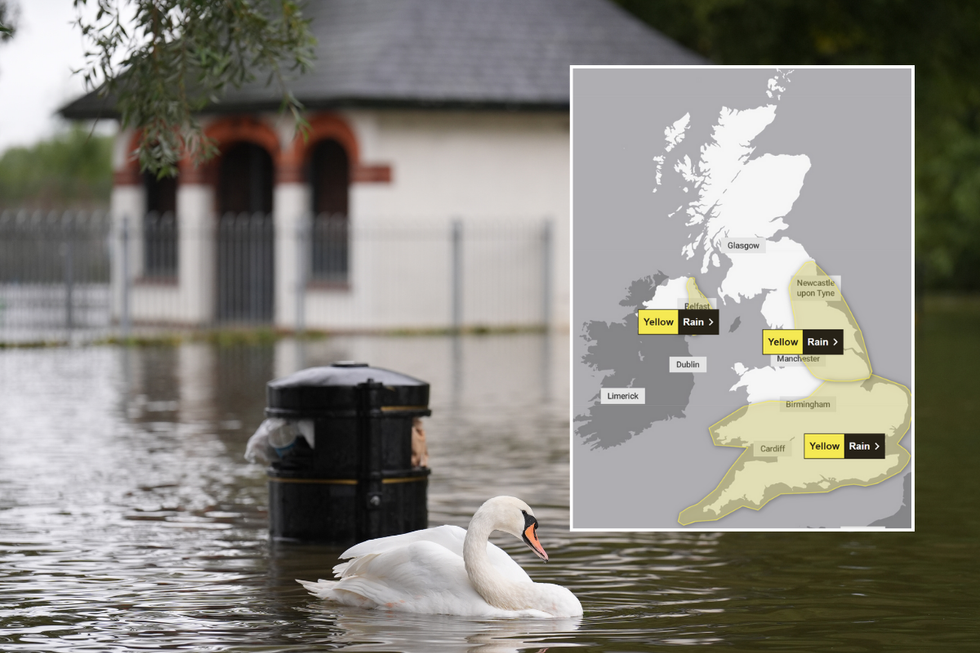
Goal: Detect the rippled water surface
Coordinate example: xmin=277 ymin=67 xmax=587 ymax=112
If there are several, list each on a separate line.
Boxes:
xmin=0 ymin=323 xmax=976 ymax=651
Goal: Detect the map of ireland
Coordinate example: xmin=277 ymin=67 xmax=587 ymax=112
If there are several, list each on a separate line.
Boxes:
xmin=571 ymin=67 xmax=913 ymax=530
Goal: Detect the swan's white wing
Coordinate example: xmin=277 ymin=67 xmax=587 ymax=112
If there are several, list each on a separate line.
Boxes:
xmin=326 ymin=539 xmax=520 ymax=617
xmin=339 ymin=525 xmax=466 ymax=560
xmin=335 ymin=524 xmax=531 ymax=584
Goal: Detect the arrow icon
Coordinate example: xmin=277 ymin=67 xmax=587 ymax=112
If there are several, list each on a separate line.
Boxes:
xmin=834 ymin=338 xmax=838 ymax=346
xmin=875 ymin=442 xmax=880 ymax=450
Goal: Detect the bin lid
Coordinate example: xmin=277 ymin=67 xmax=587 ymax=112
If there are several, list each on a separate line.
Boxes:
xmin=266 ymin=362 xmax=430 ymax=417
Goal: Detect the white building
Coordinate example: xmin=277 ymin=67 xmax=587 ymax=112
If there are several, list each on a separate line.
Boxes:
xmin=61 ymin=0 xmax=702 ymax=332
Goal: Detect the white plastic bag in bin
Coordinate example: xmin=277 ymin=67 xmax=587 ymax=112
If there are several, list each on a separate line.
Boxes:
xmin=245 ymin=418 xmax=315 ymax=464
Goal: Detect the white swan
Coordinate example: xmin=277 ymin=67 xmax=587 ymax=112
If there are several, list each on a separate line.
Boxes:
xmin=297 ymin=496 xmax=583 ymax=618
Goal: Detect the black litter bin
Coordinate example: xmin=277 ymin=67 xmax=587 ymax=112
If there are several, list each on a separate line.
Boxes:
xmin=261 ymin=362 xmax=431 ymax=544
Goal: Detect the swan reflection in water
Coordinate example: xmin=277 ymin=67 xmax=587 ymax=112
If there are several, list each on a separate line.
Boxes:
xmin=302 ymin=607 xmax=580 ymax=653
xmin=299 ymin=497 xmax=583 ymax=618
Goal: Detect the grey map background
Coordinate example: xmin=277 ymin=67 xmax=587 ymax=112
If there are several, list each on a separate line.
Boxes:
xmin=571 ymin=67 xmax=913 ymax=529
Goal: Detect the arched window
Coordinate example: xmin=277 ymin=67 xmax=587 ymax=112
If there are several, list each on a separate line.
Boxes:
xmin=216 ymin=142 xmax=275 ymax=322
xmin=143 ymin=171 xmax=177 ymax=278
xmin=309 ymin=139 xmax=349 ymax=283
xmin=218 ymin=141 xmax=274 ymax=216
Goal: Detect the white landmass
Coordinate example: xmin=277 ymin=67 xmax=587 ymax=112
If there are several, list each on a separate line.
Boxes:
xmin=664 ymin=113 xmax=691 ymax=151
xmin=653 ymin=112 xmax=692 ymax=191
xmin=720 ymin=237 xmax=813 ymax=329
xmin=729 ymin=363 xmax=822 ymax=404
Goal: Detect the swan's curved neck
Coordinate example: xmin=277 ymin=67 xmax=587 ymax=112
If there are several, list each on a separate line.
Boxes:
xmin=463 ymin=515 xmax=529 ymax=611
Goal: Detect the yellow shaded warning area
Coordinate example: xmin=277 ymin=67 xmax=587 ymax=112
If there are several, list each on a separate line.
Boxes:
xmin=638 ymin=309 xmax=678 ymax=334
xmin=685 ymin=277 xmax=713 ymax=309
xmin=790 ymin=261 xmax=871 ymax=382
xmin=762 ymin=329 xmax=804 ymax=354
xmin=677 ymin=376 xmax=910 ymax=526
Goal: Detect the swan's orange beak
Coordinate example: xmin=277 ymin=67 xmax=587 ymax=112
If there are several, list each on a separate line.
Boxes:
xmin=522 ymin=514 xmax=549 ymax=562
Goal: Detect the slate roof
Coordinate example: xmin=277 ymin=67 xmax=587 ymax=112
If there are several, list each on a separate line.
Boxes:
xmin=61 ymin=0 xmax=705 ymax=119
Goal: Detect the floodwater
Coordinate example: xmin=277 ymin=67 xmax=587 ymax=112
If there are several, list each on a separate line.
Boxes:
xmin=0 ymin=324 xmax=976 ymax=651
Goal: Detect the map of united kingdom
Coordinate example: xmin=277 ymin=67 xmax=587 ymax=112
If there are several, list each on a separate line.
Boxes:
xmin=571 ymin=67 xmax=913 ymax=530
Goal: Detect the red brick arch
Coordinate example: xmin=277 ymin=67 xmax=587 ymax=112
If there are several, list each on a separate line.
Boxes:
xmin=284 ymin=113 xmax=390 ymax=184
xmin=114 ymin=113 xmax=390 ymax=187
xmin=280 ymin=113 xmax=359 ymax=183
xmin=115 ymin=118 xmax=280 ymax=185
xmin=179 ymin=116 xmax=281 ymax=184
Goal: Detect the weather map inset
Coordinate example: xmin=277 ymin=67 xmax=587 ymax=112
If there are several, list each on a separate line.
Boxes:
xmin=570 ymin=66 xmax=913 ymax=531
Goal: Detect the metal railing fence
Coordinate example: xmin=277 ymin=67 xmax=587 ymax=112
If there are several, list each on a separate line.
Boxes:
xmin=0 ymin=210 xmax=112 ymax=342
xmin=0 ymin=210 xmax=555 ymax=343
